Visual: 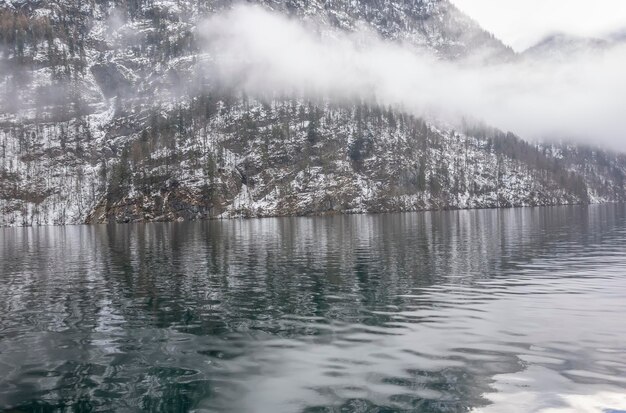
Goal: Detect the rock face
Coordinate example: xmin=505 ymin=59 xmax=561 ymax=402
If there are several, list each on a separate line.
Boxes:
xmin=0 ymin=0 xmax=624 ymax=226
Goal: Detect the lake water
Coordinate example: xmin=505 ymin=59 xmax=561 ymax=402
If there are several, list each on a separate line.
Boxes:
xmin=1 ymin=206 xmax=625 ymax=412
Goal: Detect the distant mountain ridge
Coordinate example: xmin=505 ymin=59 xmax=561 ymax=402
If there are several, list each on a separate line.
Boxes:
xmin=522 ymin=32 xmax=609 ymax=60
xmin=522 ymin=28 xmax=626 ymax=60
xmin=0 ymin=0 xmax=625 ymax=226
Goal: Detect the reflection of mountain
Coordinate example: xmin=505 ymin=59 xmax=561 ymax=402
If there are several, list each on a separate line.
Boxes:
xmin=1 ymin=206 xmax=626 ymax=411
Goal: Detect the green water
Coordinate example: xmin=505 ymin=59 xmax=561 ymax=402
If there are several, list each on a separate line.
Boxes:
xmin=1 ymin=206 xmax=625 ymax=412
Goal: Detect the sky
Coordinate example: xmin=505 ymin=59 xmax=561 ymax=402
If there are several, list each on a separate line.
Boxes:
xmin=450 ymin=0 xmax=626 ymax=51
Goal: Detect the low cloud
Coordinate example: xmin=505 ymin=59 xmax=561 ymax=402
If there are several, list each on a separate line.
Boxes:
xmin=199 ymin=5 xmax=626 ymax=151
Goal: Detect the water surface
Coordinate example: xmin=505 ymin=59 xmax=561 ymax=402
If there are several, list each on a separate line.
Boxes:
xmin=1 ymin=206 xmax=626 ymax=412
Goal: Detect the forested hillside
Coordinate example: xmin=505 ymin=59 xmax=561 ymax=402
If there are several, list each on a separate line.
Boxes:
xmin=0 ymin=0 xmax=624 ymax=225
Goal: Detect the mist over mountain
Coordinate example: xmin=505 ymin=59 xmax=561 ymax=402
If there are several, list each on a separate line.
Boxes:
xmin=0 ymin=0 xmax=625 ymax=226
xmin=200 ymin=6 xmax=626 ymax=148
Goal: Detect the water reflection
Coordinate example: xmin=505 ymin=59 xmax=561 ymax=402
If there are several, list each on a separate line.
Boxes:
xmin=1 ymin=206 xmax=625 ymax=412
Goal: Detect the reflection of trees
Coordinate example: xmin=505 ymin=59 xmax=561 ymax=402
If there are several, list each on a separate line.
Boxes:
xmin=0 ymin=205 xmax=625 ymax=411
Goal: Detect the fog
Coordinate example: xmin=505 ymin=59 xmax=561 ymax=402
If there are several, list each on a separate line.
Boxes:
xmin=199 ymin=5 xmax=626 ymax=150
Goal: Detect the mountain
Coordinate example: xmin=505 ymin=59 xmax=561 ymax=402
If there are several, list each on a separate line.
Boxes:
xmin=609 ymin=28 xmax=626 ymax=42
xmin=522 ymin=32 xmax=609 ymax=60
xmin=0 ymin=0 xmax=625 ymax=226
xmin=522 ymin=28 xmax=626 ymax=61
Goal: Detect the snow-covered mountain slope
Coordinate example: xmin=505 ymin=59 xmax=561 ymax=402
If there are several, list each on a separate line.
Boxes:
xmin=2 ymin=92 xmax=623 ymax=226
xmin=522 ymin=33 xmax=609 ymax=61
xmin=0 ymin=0 xmax=624 ymax=226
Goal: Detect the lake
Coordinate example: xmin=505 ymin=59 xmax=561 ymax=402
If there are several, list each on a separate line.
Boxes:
xmin=1 ymin=206 xmax=625 ymax=412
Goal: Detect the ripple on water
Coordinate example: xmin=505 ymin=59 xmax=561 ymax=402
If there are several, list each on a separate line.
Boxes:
xmin=1 ymin=205 xmax=626 ymax=412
